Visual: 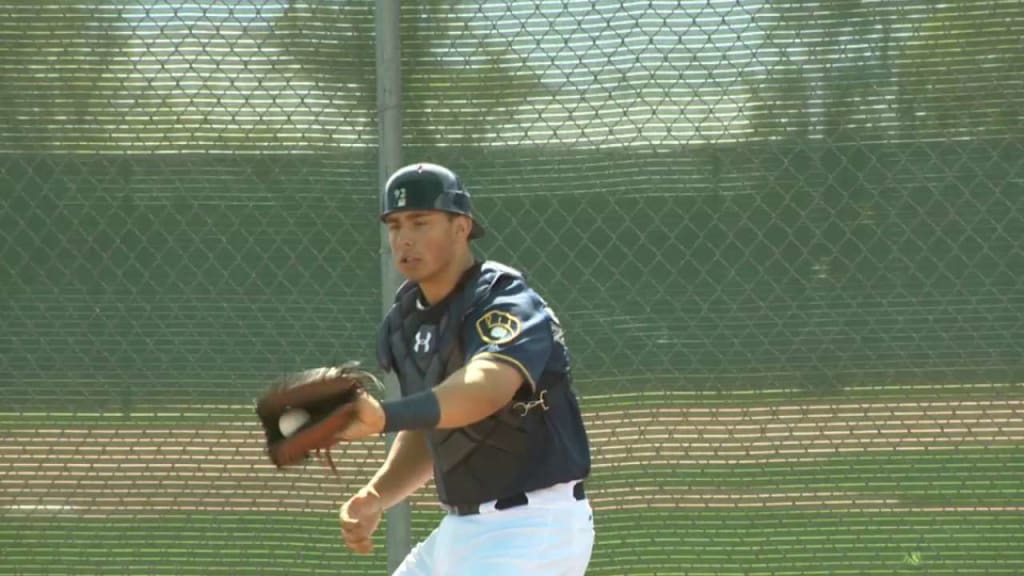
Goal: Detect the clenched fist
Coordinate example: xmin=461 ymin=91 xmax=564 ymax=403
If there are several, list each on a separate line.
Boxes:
xmin=339 ymin=486 xmax=384 ymax=554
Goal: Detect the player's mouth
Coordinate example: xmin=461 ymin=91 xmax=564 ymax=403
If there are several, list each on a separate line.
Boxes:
xmin=399 ymin=255 xmax=421 ymax=265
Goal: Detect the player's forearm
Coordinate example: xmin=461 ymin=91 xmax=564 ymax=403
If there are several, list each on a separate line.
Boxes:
xmin=380 ymin=359 xmax=522 ymax=433
xmin=432 ymin=361 xmax=520 ymax=428
xmin=367 ymin=430 xmax=433 ymax=510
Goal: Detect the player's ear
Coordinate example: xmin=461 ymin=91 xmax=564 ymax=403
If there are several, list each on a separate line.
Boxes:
xmin=453 ymin=215 xmax=471 ymax=240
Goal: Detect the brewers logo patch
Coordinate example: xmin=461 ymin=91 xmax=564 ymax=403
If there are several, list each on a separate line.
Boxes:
xmin=476 ymin=310 xmax=522 ymax=345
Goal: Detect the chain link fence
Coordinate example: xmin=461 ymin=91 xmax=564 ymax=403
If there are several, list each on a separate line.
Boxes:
xmin=3 ymin=1 xmax=1023 ymax=575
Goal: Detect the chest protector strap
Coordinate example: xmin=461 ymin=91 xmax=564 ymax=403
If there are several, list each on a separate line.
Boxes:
xmin=376 ymin=262 xmax=547 ymax=506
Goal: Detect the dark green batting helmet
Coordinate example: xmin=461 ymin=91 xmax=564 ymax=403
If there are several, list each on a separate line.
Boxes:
xmin=380 ymin=162 xmax=485 ymax=239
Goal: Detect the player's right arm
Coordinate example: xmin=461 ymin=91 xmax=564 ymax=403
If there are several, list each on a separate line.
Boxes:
xmin=367 ymin=429 xmax=434 ymax=509
xmin=340 ymin=430 xmax=432 ymax=554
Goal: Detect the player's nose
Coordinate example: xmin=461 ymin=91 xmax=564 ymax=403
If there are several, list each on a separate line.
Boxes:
xmin=390 ymin=228 xmax=414 ymax=248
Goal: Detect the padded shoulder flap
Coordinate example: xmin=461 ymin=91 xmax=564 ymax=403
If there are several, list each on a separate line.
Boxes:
xmin=377 ymin=282 xmax=420 ymax=372
xmin=476 ymin=260 xmax=524 ymax=300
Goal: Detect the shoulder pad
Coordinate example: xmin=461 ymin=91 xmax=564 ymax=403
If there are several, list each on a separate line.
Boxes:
xmin=471 ymin=260 xmax=526 ymax=307
xmin=479 ymin=260 xmax=525 ymax=283
xmin=379 ymin=281 xmax=419 ymax=373
xmin=376 ymin=305 xmax=399 ymax=372
xmin=391 ymin=279 xmax=418 ymax=303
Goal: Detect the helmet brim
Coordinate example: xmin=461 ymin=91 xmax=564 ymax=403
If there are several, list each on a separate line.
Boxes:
xmin=380 ymin=208 xmax=486 ymax=240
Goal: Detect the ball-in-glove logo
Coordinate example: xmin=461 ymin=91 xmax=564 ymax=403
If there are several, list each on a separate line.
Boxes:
xmin=475 ymin=310 xmax=522 ymax=344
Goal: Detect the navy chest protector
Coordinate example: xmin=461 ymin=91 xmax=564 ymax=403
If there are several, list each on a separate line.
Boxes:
xmin=376 ymin=262 xmax=553 ymax=506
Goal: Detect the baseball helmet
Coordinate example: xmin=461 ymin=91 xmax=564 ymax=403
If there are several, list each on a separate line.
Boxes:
xmin=380 ymin=162 xmax=485 ymax=239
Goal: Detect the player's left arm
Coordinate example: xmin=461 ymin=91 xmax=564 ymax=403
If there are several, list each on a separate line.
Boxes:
xmin=372 ymin=281 xmax=554 ymax=434
xmin=345 ymin=357 xmax=528 ymax=439
xmin=431 ymin=283 xmax=554 ymax=428
xmin=431 ymin=359 xmax=523 ymax=429
xmin=342 ymin=281 xmax=554 ymax=438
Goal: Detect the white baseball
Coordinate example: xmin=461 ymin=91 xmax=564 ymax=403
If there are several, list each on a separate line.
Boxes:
xmin=278 ymin=408 xmax=310 ymax=437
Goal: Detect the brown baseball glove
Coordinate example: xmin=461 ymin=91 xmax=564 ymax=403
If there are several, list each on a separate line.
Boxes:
xmin=255 ymin=363 xmax=382 ymax=474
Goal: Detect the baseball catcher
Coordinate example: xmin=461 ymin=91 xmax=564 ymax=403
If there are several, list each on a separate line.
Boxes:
xmin=255 ymin=162 xmax=594 ymax=574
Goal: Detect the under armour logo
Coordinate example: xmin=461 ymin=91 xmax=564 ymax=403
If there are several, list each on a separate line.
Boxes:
xmin=413 ymin=329 xmax=433 ymax=354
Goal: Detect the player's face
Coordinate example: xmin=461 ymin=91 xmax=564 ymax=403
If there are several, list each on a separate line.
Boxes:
xmin=386 ymin=211 xmax=468 ymax=282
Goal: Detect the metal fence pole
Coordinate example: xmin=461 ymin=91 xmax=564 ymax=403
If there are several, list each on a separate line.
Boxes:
xmin=375 ymin=0 xmax=409 ymax=572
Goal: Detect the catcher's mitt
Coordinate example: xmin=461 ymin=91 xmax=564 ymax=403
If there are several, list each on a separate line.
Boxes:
xmin=256 ymin=363 xmax=382 ymax=474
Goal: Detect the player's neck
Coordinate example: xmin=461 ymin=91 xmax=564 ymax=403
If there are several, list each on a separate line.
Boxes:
xmin=419 ymin=251 xmax=476 ymax=306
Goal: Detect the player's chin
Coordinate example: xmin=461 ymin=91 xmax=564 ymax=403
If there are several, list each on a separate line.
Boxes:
xmin=395 ymin=257 xmax=428 ymax=280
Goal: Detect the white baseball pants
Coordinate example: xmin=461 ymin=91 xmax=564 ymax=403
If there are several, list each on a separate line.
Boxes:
xmin=393 ymin=481 xmax=594 ymax=575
